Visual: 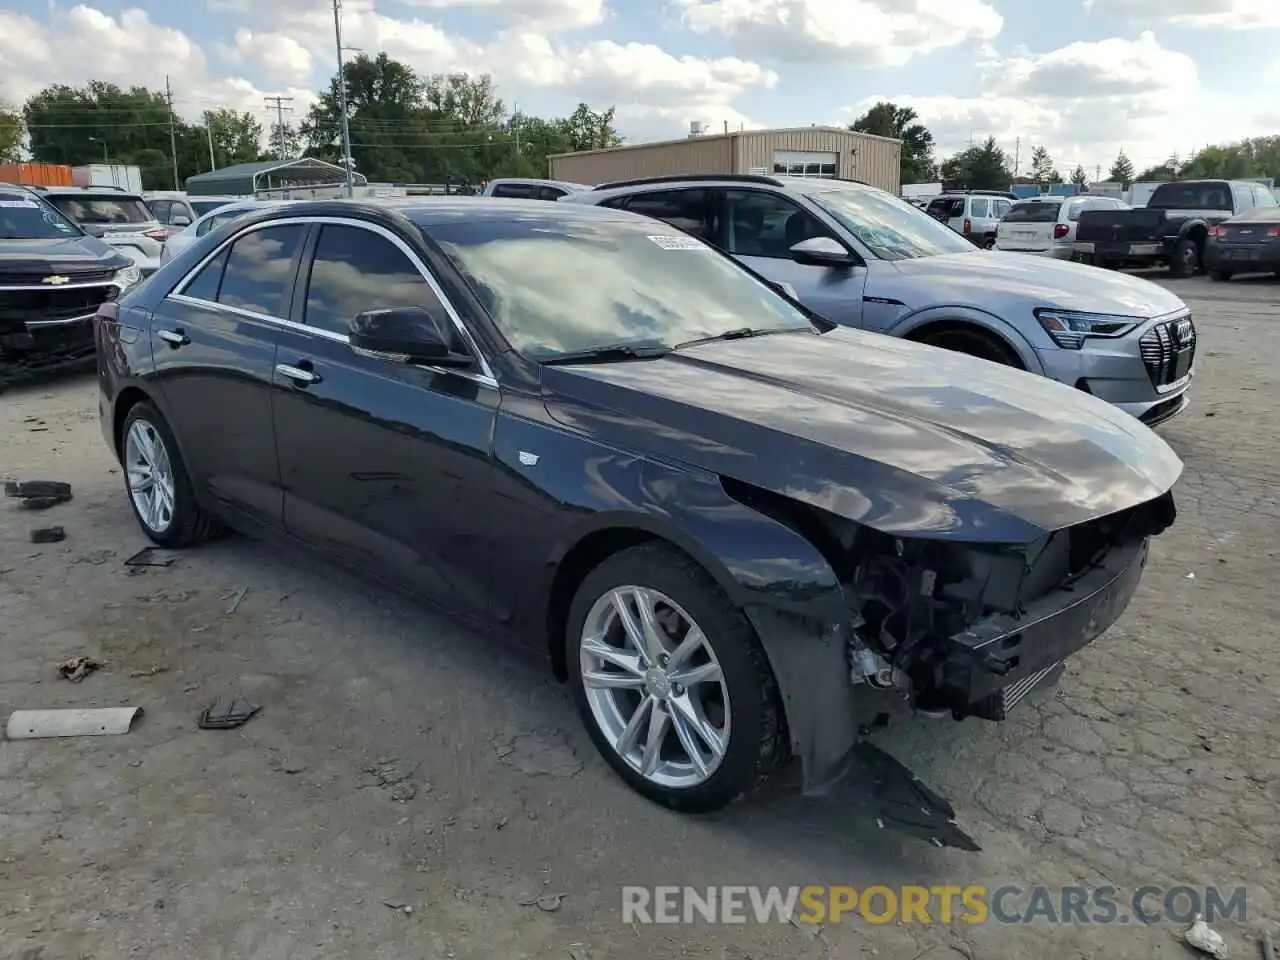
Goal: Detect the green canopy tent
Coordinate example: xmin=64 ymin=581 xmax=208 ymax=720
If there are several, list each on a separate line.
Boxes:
xmin=184 ymin=158 xmax=367 ymax=197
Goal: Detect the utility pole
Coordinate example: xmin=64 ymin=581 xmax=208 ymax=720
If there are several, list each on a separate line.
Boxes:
xmin=1096 ymin=163 xmax=1102 ymax=182
xmin=1014 ymin=137 xmax=1020 ymax=177
xmin=264 ymin=95 xmax=294 ymax=159
xmin=206 ymin=121 xmax=216 ymax=171
xmin=513 ymin=103 xmax=520 ymax=157
xmin=332 ymin=0 xmax=355 ymax=197
xmin=165 ymin=75 xmax=179 ymax=190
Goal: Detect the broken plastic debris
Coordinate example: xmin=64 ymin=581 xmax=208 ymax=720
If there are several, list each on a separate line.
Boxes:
xmin=30 ymin=526 xmax=65 ymax=544
xmin=1183 ymin=915 xmax=1229 ymax=958
xmin=225 ymin=586 xmax=249 ymax=615
xmin=57 ymin=655 xmax=101 ymax=682
xmin=519 ymin=893 xmax=566 ymax=912
xmin=197 ymin=697 xmax=261 ymax=730
xmin=5 ymin=479 xmax=73 ymax=509
xmin=124 ymin=547 xmax=180 ymax=568
xmin=6 ymin=707 xmax=142 ymax=739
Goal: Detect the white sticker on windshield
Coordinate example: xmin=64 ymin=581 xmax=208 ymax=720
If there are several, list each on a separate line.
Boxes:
xmin=647 ymin=234 xmax=706 ymax=250
xmin=0 ymin=198 xmax=39 ymax=208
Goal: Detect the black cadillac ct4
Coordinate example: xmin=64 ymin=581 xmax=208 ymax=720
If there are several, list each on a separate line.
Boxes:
xmin=1 ymin=184 xmax=141 ymax=388
xmin=95 ymin=198 xmax=1181 ymax=848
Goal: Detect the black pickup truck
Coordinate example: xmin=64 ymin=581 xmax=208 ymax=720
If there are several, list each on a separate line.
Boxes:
xmin=1072 ymin=179 xmax=1276 ymax=277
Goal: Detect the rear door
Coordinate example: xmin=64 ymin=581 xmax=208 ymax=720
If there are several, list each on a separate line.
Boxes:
xmin=153 ymin=221 xmax=308 ymax=525
xmin=719 ymin=187 xmax=866 ymax=327
xmin=269 ymin=219 xmax=499 ymax=614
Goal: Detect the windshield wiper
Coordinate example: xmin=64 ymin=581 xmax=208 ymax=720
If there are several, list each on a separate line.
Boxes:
xmin=541 ymin=342 xmax=671 ymax=366
xmin=674 ymin=327 xmax=802 ymax=350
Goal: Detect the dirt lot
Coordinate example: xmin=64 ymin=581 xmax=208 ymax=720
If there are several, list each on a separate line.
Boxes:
xmin=2 ymin=273 xmax=1277 ymax=960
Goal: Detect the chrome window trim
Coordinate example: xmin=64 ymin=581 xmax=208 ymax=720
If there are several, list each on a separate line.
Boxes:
xmin=169 ymin=214 xmax=498 ymax=385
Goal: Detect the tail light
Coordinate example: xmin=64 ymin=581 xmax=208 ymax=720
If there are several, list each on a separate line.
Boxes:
xmin=963 ymin=218 xmax=972 ymax=234
xmin=1268 ymin=226 xmax=1280 ymax=237
xmin=142 ymin=227 xmax=169 ymax=242
xmin=1053 ymin=223 xmax=1070 ymax=239
xmin=1207 ymin=225 xmax=1225 ymax=238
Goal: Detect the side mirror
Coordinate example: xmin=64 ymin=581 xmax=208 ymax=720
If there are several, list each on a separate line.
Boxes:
xmin=170 ymin=214 xmax=191 ymax=227
xmin=349 ymin=306 xmax=472 ymax=367
xmin=789 ymin=236 xmax=856 ymax=268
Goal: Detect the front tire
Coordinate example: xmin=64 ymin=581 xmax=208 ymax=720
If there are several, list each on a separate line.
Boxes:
xmin=566 ymin=543 xmax=786 ymax=813
xmin=918 ymin=327 xmax=1022 ymax=367
xmin=120 ymin=401 xmax=223 ymax=547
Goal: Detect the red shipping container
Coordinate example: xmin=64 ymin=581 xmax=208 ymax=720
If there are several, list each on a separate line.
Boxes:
xmin=0 ymin=162 xmax=76 ymax=186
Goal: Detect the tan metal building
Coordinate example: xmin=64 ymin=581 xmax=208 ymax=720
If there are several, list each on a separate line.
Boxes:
xmin=548 ymin=126 xmax=902 ymax=194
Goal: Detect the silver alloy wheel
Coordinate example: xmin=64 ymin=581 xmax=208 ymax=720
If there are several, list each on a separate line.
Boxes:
xmin=124 ymin=419 xmax=176 ymax=534
xmin=579 ymin=585 xmax=731 ymax=788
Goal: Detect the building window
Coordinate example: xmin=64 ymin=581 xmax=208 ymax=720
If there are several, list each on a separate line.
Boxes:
xmin=772 ymin=150 xmax=838 ymax=179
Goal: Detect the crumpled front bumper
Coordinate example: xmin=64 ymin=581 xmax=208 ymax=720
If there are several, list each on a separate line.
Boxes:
xmin=746 ymin=534 xmax=1153 ymax=851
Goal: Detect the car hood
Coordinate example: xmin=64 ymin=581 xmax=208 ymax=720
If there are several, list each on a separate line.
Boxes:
xmin=0 ymin=235 xmax=129 ymax=275
xmin=883 ymin=251 xmax=1187 ymax=318
xmin=542 ymin=327 xmax=1182 ymax=542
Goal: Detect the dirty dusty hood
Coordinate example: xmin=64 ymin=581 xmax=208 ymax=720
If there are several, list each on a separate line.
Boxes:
xmin=542 ymin=327 xmax=1183 ymax=542
xmin=886 ymin=250 xmax=1188 ymax=318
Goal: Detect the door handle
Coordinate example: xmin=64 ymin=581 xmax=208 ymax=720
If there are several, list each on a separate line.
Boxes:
xmin=275 ymin=362 xmax=321 ymax=386
xmin=157 ymin=328 xmax=189 ymax=347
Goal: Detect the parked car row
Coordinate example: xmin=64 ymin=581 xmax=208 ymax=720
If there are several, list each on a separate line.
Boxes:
xmin=95 ymin=192 xmax=1184 ymax=848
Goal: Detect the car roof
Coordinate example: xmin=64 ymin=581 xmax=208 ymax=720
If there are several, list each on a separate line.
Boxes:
xmin=489 ymin=177 xmax=590 ymax=190
xmin=41 ymin=186 xmax=146 ymax=200
xmin=237 ymin=196 xmax=645 ymax=229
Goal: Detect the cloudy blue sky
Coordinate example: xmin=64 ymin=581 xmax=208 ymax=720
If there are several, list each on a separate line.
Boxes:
xmin=1 ymin=0 xmax=1277 ymax=176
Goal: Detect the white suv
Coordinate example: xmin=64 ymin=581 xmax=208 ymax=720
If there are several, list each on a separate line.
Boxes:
xmin=996 ymin=195 xmax=1129 ymax=259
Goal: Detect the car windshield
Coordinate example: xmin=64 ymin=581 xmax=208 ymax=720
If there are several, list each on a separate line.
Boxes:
xmin=190 ymin=199 xmax=234 ymax=217
xmin=428 ymin=214 xmax=815 ymax=360
xmin=0 ymin=193 xmax=84 ymax=240
xmin=48 ymin=195 xmax=154 ymax=224
xmin=1147 ymin=182 xmax=1232 ymax=211
xmin=1004 ymin=201 xmax=1062 ymax=223
xmin=794 ymin=183 xmax=977 ymax=261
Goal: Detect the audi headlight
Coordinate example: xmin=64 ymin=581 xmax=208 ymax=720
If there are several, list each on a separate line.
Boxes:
xmin=112 ymin=264 xmax=141 ymax=288
xmin=1034 ymin=308 xmax=1141 ymax=349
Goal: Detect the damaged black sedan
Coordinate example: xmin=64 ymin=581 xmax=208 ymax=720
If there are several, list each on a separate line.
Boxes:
xmin=96 ymin=199 xmax=1180 ymax=845
xmin=1 ymin=184 xmax=141 ymax=390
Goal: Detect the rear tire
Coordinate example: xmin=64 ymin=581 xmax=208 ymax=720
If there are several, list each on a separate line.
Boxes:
xmin=566 ymin=543 xmax=786 ymax=813
xmin=917 ymin=327 xmax=1022 ymax=368
xmin=1207 ymin=269 xmax=1232 ymax=282
xmin=120 ymin=401 xmax=224 ymax=547
xmin=1168 ymin=238 xmax=1200 ymax=278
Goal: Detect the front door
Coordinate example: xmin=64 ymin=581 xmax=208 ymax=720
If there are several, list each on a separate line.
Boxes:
xmin=270 ymin=220 xmax=498 ymax=615
xmin=719 ymin=188 xmax=868 ymax=327
xmin=150 ymin=222 xmax=308 ymax=526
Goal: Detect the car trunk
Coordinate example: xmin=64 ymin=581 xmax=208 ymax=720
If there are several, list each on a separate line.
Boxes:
xmin=1075 ymin=208 xmax=1167 ymax=245
xmin=997 ymin=202 xmax=1063 ymax=252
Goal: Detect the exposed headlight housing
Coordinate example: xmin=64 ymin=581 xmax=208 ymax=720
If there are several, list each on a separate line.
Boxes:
xmin=1034 ymin=308 xmax=1141 ymax=349
xmin=112 ymin=264 xmax=141 ymax=288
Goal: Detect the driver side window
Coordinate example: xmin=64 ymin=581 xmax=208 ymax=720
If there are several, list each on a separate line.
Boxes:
xmin=722 ymin=189 xmax=831 ymax=258
xmin=303 ymin=225 xmax=454 ymax=342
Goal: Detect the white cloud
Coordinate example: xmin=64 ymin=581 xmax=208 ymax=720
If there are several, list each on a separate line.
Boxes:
xmin=671 ymin=0 xmax=1003 ymax=65
xmin=218 ymin=29 xmax=315 ymax=87
xmin=1083 ymin=0 xmax=1280 ymax=28
xmin=843 ymin=32 xmax=1228 ymax=176
xmin=391 ymin=0 xmax=605 ymax=29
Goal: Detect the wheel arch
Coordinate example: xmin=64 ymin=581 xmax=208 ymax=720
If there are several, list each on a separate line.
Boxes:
xmin=112 ymin=385 xmax=153 ymax=456
xmin=895 ymin=308 xmax=1040 ymax=372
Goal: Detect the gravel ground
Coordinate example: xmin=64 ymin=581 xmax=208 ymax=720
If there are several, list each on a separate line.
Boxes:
xmin=1 ymin=273 xmax=1277 ymax=960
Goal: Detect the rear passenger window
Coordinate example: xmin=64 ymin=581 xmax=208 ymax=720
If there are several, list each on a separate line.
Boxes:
xmin=493 ymin=183 xmax=536 ymax=199
xmin=537 ymin=186 xmax=566 ymax=201
xmin=303 ymin=225 xmax=449 ymax=338
xmin=969 ymin=198 xmax=990 ymax=218
xmin=181 ymin=248 xmax=228 ymax=301
xmin=622 ymin=189 xmax=718 ymax=243
xmin=216 ymin=224 xmax=306 ymax=317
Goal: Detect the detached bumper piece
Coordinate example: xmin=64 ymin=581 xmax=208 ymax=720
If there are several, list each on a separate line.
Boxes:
xmin=934 ymin=537 xmax=1149 ymax=719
